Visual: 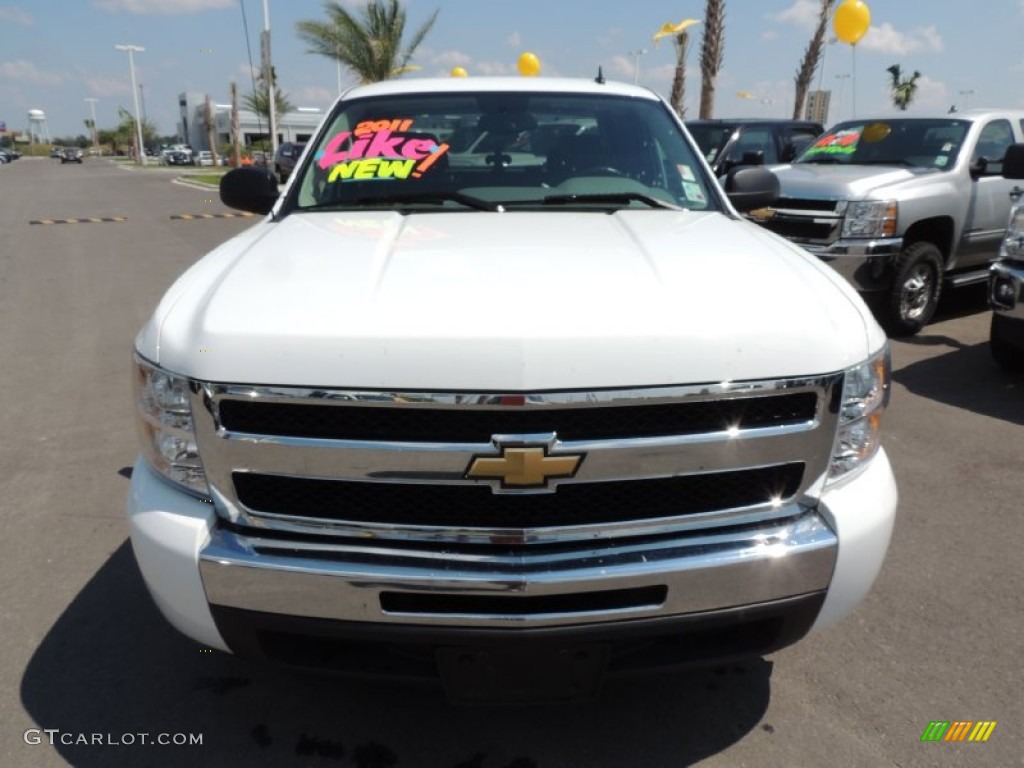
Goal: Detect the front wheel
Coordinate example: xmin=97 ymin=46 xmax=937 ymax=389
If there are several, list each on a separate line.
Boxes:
xmin=882 ymin=242 xmax=944 ymax=336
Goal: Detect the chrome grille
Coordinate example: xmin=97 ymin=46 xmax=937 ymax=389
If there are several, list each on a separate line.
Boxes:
xmin=759 ymin=197 xmax=845 ymax=245
xmin=191 ymin=377 xmax=842 ymax=545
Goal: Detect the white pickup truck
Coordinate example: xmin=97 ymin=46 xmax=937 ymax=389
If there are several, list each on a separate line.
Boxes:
xmin=127 ymin=77 xmax=897 ymax=701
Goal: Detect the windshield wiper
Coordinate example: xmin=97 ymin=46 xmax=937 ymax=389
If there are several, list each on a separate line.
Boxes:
xmin=540 ymin=193 xmax=683 ymax=210
xmin=299 ymin=191 xmax=502 ymax=213
xmin=797 ymin=157 xmax=846 ymax=165
xmin=856 ymin=159 xmax=916 ymax=167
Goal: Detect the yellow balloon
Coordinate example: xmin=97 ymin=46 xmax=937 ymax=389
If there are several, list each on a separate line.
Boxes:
xmin=517 ymin=52 xmax=541 ymax=77
xmin=833 ymin=0 xmax=871 ymax=45
xmin=450 ymin=67 xmax=468 ymax=77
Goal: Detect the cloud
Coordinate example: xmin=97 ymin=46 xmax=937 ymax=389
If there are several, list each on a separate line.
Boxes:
xmin=0 ymin=5 xmax=31 ymax=25
xmin=474 ymin=61 xmax=515 ymax=76
xmin=761 ymin=30 xmax=780 ymax=41
xmin=0 ymin=60 xmax=62 ymax=86
xmin=84 ymin=75 xmax=131 ymax=97
xmin=93 ymin=0 xmax=234 ymax=14
xmin=506 ymin=32 xmax=522 ymax=48
xmin=291 ymin=86 xmax=333 ymax=106
xmin=770 ymin=0 xmax=824 ymax=31
xmin=432 ymin=50 xmax=472 ymax=67
xmin=859 ymin=23 xmax=944 ymax=55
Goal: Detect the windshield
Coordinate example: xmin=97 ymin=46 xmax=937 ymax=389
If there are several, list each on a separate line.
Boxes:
xmin=685 ymin=124 xmax=735 ymax=164
xmin=289 ymin=91 xmax=717 ymax=213
xmin=795 ymin=118 xmax=969 ymax=169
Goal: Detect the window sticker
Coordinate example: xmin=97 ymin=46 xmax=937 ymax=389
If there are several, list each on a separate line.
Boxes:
xmin=316 ymin=118 xmax=450 ymax=182
xmin=935 ymin=156 xmax=949 ymax=168
xmin=803 ymin=129 xmax=860 ymax=157
xmin=677 ymin=164 xmax=696 ymax=181
xmin=682 ymin=182 xmax=706 ymax=203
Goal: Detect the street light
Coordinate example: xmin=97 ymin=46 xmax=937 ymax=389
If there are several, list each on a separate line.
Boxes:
xmin=627 ymin=48 xmax=647 ymax=85
xmin=959 ymin=89 xmax=975 ymax=110
xmin=84 ymin=97 xmax=99 ymax=153
xmin=115 ymin=44 xmax=146 ymax=165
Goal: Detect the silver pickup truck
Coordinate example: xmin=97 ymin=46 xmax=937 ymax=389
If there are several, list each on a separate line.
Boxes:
xmin=755 ymin=110 xmax=1024 ymax=335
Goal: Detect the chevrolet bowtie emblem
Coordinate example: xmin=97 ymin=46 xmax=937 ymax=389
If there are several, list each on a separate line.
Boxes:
xmin=466 ymin=444 xmax=584 ymax=491
xmin=747 ymin=207 xmax=777 ymax=222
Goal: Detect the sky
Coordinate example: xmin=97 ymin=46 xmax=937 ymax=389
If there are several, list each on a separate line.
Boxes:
xmin=2 ymin=0 xmax=1024 ymax=140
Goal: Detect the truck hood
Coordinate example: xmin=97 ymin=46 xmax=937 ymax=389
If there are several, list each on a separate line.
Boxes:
xmin=139 ymin=210 xmax=881 ymax=390
xmin=771 ymin=163 xmax=939 ymax=200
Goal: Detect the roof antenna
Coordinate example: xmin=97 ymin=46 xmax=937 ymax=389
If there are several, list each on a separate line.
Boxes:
xmin=595 ymin=66 xmax=606 ymax=85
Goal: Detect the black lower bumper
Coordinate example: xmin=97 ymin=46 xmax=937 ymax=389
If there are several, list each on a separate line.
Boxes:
xmin=211 ymin=592 xmax=825 ymax=701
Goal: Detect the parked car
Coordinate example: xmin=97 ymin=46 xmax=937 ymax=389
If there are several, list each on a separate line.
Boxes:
xmin=273 ymin=141 xmax=306 ymax=183
xmin=127 ymin=76 xmax=897 ymax=701
xmin=50 ymin=146 xmax=63 ymax=159
xmin=989 ymin=142 xmax=1024 ymax=370
xmin=752 ymin=110 xmax=1024 ymax=335
xmin=60 ymin=147 xmax=83 ymax=164
xmin=195 ymin=150 xmax=215 ymax=167
xmin=163 ymin=150 xmax=193 ymax=166
xmin=685 ymin=118 xmax=824 ymax=177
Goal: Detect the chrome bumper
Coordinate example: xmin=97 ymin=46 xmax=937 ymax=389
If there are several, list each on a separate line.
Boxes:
xmin=199 ymin=508 xmax=837 ymax=630
xmin=990 ymin=260 xmax=1024 ymax=320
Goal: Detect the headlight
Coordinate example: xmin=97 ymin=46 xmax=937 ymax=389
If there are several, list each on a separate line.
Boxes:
xmin=828 ymin=344 xmax=890 ymax=484
xmin=999 ymin=203 xmax=1024 ymax=261
xmin=133 ymin=354 xmax=209 ymax=497
xmin=841 ymin=199 xmax=898 ymax=239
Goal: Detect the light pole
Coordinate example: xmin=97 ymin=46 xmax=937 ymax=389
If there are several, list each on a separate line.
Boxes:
xmin=959 ymin=89 xmax=975 ymax=110
xmin=835 ymin=74 xmax=851 ymax=123
xmin=115 ymin=44 xmax=146 ymax=165
xmin=84 ymin=97 xmax=99 ymax=153
xmin=628 ymin=48 xmax=647 ymax=85
xmin=262 ymin=0 xmax=278 ymax=160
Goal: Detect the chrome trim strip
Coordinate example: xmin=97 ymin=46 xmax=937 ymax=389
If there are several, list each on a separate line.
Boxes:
xmin=199 ymin=510 xmax=838 ymax=628
xmin=190 ymin=375 xmax=842 ymax=543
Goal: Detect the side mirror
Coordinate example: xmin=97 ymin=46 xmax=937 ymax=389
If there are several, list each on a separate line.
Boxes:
xmin=1002 ymin=143 xmax=1024 ymax=179
xmin=220 ymin=167 xmax=279 ymax=214
xmin=969 ymin=156 xmax=989 ymax=180
xmin=724 ymin=166 xmax=779 ymax=212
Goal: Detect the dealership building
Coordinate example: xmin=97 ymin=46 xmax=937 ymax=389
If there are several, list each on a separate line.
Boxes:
xmin=177 ymin=91 xmax=323 ymax=151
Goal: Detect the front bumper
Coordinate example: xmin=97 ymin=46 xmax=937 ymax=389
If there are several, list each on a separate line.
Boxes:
xmin=127 ymin=448 xmax=896 ymax=667
xmin=807 ymin=237 xmax=904 ymax=293
xmin=990 ymin=260 xmax=1024 ymax=320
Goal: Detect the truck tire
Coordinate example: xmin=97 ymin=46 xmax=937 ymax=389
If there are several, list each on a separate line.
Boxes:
xmin=990 ymin=313 xmax=1024 ymax=371
xmin=884 ymin=242 xmax=944 ymax=336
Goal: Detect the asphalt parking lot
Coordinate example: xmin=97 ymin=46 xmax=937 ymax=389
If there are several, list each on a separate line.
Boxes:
xmin=1 ymin=157 xmax=1021 ymax=767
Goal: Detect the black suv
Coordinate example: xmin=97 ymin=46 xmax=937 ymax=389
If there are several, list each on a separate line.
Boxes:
xmin=686 ymin=118 xmax=824 ymax=176
xmin=274 ymin=142 xmax=306 ymax=184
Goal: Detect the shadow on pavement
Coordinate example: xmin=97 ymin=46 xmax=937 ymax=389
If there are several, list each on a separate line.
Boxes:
xmin=21 ymin=541 xmax=773 ymax=767
xmin=894 ymin=336 xmax=1023 ymax=425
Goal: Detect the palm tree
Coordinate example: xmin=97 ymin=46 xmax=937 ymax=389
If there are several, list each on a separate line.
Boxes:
xmin=295 ymin=0 xmax=438 ymax=85
xmin=244 ymin=68 xmax=295 ymax=120
xmin=699 ymin=0 xmax=725 ymax=119
xmin=115 ymin=107 xmax=156 ymax=157
xmin=792 ymin=0 xmax=835 ymax=120
xmin=654 ymin=19 xmax=700 ymax=119
xmin=887 ymin=64 xmax=921 ymax=111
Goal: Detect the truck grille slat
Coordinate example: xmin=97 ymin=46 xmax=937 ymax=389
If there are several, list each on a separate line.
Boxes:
xmin=232 ymin=464 xmax=804 ymax=528
xmin=218 ymin=393 xmax=819 ymax=443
